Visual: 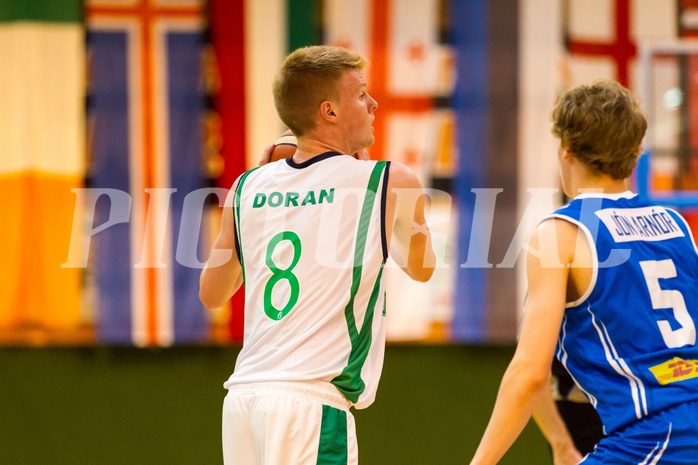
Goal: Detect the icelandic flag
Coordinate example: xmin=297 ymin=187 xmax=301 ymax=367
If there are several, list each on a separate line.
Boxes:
xmin=87 ymin=0 xmax=208 ymax=346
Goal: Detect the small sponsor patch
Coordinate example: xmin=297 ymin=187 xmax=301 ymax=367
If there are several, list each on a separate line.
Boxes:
xmin=649 ymin=357 xmax=698 ymax=385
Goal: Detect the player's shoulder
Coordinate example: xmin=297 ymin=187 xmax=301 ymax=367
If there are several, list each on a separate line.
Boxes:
xmin=386 ymin=161 xmax=420 ymax=190
xmin=532 ymin=216 xmax=581 ymax=245
xmin=330 ymin=156 xmax=392 ymax=184
xmin=528 ymin=216 xmax=586 ymax=268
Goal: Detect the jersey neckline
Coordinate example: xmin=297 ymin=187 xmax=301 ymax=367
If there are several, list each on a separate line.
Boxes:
xmin=574 ymin=190 xmax=636 ymax=200
xmin=286 ymin=151 xmax=344 ymax=169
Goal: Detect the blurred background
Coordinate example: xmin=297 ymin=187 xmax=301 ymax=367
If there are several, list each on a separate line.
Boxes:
xmin=1 ymin=0 xmax=698 ymax=463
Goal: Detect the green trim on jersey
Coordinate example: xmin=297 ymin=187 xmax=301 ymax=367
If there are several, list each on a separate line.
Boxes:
xmin=234 ymin=167 xmax=260 ymax=285
xmin=332 ymin=162 xmax=387 ymax=403
xmin=316 ymin=405 xmax=348 ymax=465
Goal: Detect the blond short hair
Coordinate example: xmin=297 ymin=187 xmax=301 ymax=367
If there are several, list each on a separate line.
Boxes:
xmin=272 ymin=46 xmax=368 ymax=136
xmin=551 ymin=80 xmax=647 ymax=180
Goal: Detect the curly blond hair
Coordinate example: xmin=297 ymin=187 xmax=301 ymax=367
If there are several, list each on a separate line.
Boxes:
xmin=551 ymin=80 xmax=647 ymax=180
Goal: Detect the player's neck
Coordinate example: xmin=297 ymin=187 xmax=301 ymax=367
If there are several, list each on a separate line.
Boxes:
xmin=568 ymin=172 xmax=629 ymax=198
xmin=296 ymin=134 xmax=351 ymax=159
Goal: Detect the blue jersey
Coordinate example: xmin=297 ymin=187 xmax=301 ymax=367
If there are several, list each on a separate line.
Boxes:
xmin=552 ymin=192 xmax=698 ymax=434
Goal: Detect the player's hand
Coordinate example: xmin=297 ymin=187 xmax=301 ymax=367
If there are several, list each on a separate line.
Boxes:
xmin=353 ymin=149 xmax=370 ymax=160
xmin=552 ymin=443 xmax=584 ymax=465
xmin=259 ymin=142 xmax=274 ymax=166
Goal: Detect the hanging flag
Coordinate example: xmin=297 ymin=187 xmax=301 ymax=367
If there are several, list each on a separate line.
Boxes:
xmin=206 ymin=0 xmax=248 ymax=342
xmin=241 ymin=0 xmax=287 ymax=169
xmin=86 ymin=0 xmax=208 ymax=346
xmin=563 ymin=0 xmax=676 ymax=88
xmin=199 ymin=0 xmax=322 ymax=343
xmin=564 ymin=1 xmax=681 ymax=203
xmin=324 ymin=0 xmax=453 ymax=341
xmin=387 ymin=0 xmax=440 ymax=96
xmin=449 ymin=0 xmax=525 ymax=342
xmin=0 ymin=0 xmax=85 ymax=334
xmin=204 ymin=0 xmax=293 ymax=342
xmin=208 ymin=0 xmax=247 ymax=192
xmin=324 ymin=0 xmax=371 ymax=62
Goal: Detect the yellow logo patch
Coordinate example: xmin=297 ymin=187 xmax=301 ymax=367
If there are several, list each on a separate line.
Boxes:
xmin=649 ymin=357 xmax=698 ymax=385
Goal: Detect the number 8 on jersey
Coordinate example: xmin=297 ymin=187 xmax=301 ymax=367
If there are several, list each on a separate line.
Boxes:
xmin=264 ymin=231 xmax=302 ymax=320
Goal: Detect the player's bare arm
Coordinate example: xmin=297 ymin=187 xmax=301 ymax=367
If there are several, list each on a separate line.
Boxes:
xmin=532 ymin=386 xmax=584 ymax=465
xmin=385 ymin=161 xmax=435 ymax=283
xmin=470 ymin=218 xmax=580 ymax=465
xmin=199 ymin=180 xmax=243 ymax=310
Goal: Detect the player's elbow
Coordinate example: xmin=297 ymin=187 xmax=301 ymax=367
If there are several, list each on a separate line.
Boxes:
xmin=407 ymin=265 xmax=435 ymax=283
xmin=199 ymin=287 xmax=221 ymax=311
xmin=199 ymin=258 xmax=242 ymax=310
xmin=525 ymin=368 xmax=550 ymax=393
xmin=506 ymin=358 xmax=550 ymax=395
xmin=406 ymin=242 xmax=436 ymax=282
xmin=199 ymin=272 xmax=224 ymax=311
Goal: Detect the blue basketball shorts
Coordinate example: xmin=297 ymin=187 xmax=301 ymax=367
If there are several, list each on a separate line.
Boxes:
xmin=581 ymin=399 xmax=698 ymax=464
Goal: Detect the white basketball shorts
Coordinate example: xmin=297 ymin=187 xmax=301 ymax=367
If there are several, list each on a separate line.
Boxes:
xmin=222 ymin=381 xmax=358 ymax=465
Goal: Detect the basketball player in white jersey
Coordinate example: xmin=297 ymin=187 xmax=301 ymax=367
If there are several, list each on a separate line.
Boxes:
xmin=200 ymin=45 xmax=435 ymax=465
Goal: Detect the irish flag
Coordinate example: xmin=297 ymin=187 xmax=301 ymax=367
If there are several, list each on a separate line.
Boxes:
xmin=0 ymin=1 xmax=85 ymax=333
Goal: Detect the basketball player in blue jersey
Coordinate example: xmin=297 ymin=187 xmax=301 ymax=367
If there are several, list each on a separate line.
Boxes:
xmin=199 ymin=45 xmax=435 ymax=465
xmin=470 ymin=80 xmax=698 ymax=464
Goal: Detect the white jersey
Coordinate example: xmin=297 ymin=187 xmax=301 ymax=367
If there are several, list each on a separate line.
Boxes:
xmin=225 ymin=153 xmax=390 ymax=409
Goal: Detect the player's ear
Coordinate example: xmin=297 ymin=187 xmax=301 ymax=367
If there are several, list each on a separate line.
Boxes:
xmin=320 ymin=101 xmax=337 ymax=121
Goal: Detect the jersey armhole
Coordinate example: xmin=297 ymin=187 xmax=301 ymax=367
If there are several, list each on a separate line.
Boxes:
xmin=380 ymin=161 xmax=391 ymax=261
xmin=232 ymin=167 xmax=259 ymax=265
xmin=232 ymin=210 xmax=241 ymax=263
xmin=546 ymin=214 xmax=599 ymax=308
